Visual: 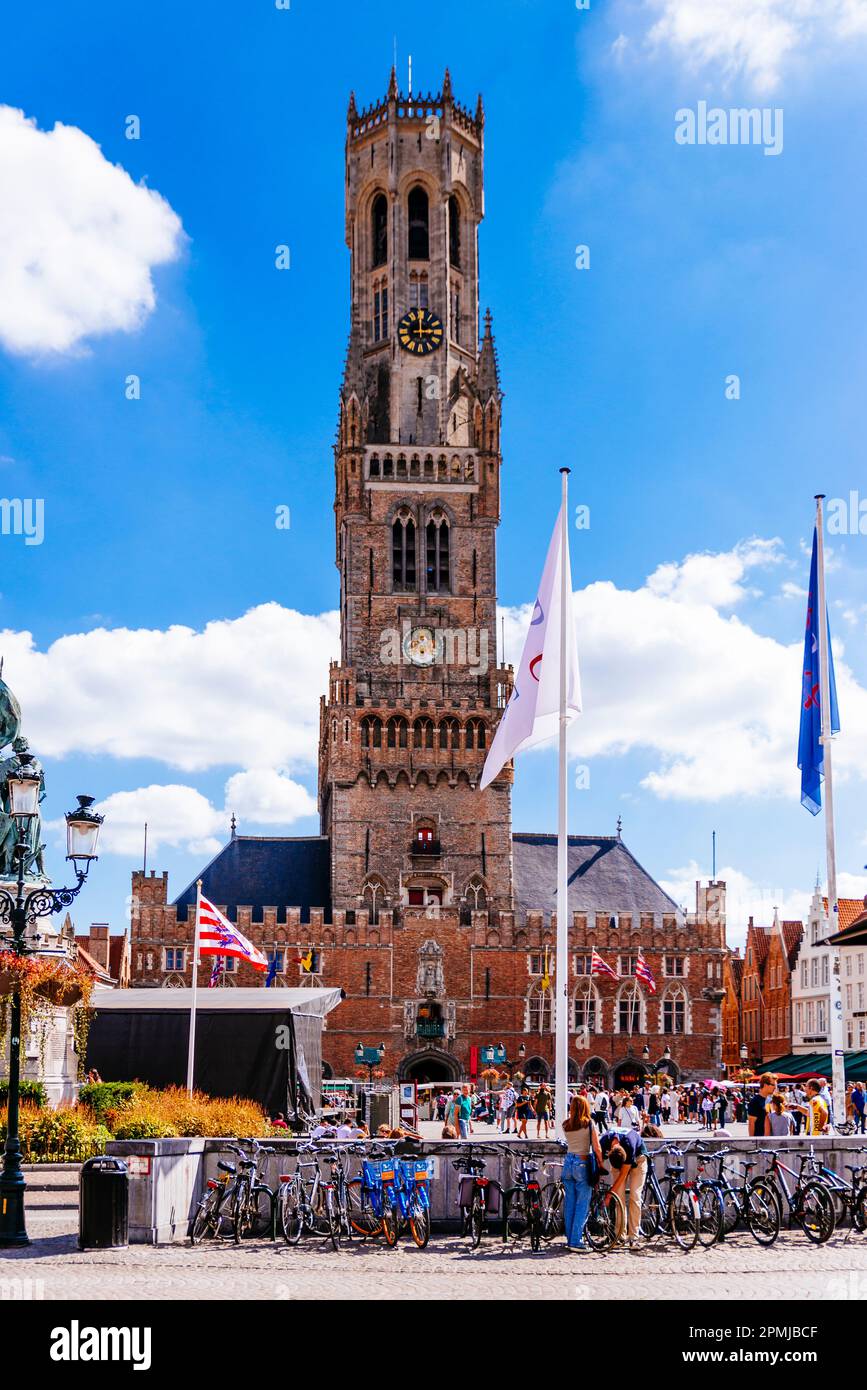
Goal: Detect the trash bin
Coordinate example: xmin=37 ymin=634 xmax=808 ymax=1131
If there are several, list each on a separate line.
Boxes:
xmin=79 ymin=1156 xmax=129 ymax=1249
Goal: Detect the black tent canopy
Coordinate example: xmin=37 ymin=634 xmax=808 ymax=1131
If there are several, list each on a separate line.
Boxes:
xmin=86 ymin=986 xmax=343 ymax=1119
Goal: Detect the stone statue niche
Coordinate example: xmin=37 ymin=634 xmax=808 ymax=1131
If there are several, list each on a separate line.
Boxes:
xmin=0 ymin=678 xmax=46 ymax=881
xmin=416 ymin=938 xmax=445 ymax=998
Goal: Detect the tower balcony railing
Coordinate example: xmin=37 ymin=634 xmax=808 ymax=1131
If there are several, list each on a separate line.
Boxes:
xmin=365 ymin=446 xmax=479 ymax=485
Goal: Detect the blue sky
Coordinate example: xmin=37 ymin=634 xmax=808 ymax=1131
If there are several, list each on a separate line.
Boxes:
xmin=1 ymin=0 xmax=866 ymax=944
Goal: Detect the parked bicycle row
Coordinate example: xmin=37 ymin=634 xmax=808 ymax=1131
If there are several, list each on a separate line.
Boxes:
xmin=187 ymin=1131 xmax=867 ymax=1253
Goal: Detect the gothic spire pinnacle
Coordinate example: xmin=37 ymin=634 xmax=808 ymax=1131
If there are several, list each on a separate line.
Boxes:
xmin=475 ymin=92 xmax=485 ymax=126
xmin=477 ymin=308 xmax=500 ymax=398
xmin=347 ymin=90 xmax=357 ymax=121
xmin=442 ymin=67 xmax=453 ymax=101
xmin=388 ymin=65 xmax=398 ymax=99
xmin=341 ymin=306 xmax=365 ymax=399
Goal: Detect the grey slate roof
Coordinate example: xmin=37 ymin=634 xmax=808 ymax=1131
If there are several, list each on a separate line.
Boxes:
xmin=511 ymin=833 xmax=680 ymax=920
xmin=173 ymin=835 xmax=331 ymax=925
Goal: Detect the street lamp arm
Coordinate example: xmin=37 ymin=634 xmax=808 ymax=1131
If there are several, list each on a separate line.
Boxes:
xmin=0 ymin=869 xmax=90 ymax=932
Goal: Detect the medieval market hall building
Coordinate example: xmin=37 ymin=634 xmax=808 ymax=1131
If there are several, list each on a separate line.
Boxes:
xmin=129 ymin=71 xmax=727 ymax=1087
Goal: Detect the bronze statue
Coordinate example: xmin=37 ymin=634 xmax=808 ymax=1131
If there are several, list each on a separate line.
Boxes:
xmin=0 ymin=679 xmax=45 ymax=880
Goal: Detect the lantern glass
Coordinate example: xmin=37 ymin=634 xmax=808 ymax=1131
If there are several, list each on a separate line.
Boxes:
xmin=66 ymin=812 xmax=101 ymax=860
xmin=8 ymin=772 xmax=40 ymax=818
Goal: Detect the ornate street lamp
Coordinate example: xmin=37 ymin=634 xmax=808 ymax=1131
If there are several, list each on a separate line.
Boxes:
xmin=0 ymin=772 xmax=104 ymax=1246
xmin=355 ymin=1041 xmax=385 ymax=1088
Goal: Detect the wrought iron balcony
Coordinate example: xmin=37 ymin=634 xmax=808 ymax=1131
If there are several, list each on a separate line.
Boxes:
xmin=417 ymin=1020 xmax=446 ymax=1039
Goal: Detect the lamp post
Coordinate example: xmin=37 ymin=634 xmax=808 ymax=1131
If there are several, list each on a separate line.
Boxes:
xmin=354 ymin=1041 xmax=385 ymax=1089
xmin=0 ymin=778 xmax=103 ymax=1246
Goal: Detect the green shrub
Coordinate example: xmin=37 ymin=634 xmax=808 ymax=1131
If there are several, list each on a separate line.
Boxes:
xmin=78 ymin=1080 xmax=143 ymax=1122
xmin=0 ymin=1080 xmax=47 ymax=1108
xmin=110 ymin=1115 xmax=179 ymax=1140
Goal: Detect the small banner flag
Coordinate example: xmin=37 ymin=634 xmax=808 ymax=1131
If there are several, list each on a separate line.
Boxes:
xmin=635 ymin=949 xmax=657 ymax=995
xmin=197 ymin=894 xmax=269 ymax=971
xmin=480 ymin=504 xmax=581 ymax=790
xmin=798 ymin=527 xmax=840 ymax=816
xmin=208 ymin=956 xmax=224 ymax=989
xmin=590 ymin=947 xmax=617 ymax=980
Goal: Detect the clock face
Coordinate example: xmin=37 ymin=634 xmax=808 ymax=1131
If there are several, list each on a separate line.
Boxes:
xmin=403 ymin=625 xmax=437 ymax=666
xmin=397 ymin=307 xmax=444 ymax=355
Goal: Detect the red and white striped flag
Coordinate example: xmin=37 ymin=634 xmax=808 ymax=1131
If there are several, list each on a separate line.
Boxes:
xmin=197 ymin=894 xmax=269 ymax=971
xmin=590 ymin=947 xmax=617 ymax=980
xmin=635 ymin=949 xmax=656 ymax=994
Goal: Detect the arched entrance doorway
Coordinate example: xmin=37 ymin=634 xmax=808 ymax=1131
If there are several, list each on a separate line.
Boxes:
xmin=583 ymin=1056 xmax=609 ymax=1085
xmin=398 ymin=1049 xmax=461 ymax=1084
xmin=523 ymin=1055 xmax=550 ymax=1081
xmin=613 ymin=1058 xmax=647 ymax=1090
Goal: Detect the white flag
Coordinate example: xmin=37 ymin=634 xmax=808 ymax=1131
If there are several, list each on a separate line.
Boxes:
xmin=480 ymin=504 xmax=581 ymax=790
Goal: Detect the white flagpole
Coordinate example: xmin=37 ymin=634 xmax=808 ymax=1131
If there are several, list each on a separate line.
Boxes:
xmin=815 ymin=496 xmax=846 ymax=1125
xmin=555 ymin=467 xmax=571 ymax=1132
xmin=186 ymin=878 xmax=203 ymax=1096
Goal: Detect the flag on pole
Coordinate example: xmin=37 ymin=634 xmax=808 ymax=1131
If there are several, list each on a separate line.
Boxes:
xmin=635 ymin=949 xmax=656 ymax=995
xmin=208 ymin=956 xmax=224 ymax=989
xmin=480 ymin=504 xmax=581 ymax=790
xmin=590 ymin=947 xmax=617 ymax=980
xmin=197 ymin=894 xmax=269 ymax=971
xmin=296 ymin=948 xmax=316 ymax=974
xmin=265 ymin=954 xmax=278 ymax=988
xmin=541 ymin=945 xmax=552 ymax=992
xmin=798 ymin=526 xmax=840 ymax=815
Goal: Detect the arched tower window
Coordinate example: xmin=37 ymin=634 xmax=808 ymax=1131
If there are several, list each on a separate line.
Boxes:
xmin=448 ymin=195 xmax=461 ymax=268
xmin=465 ymin=719 xmax=486 ymax=751
xmin=387 ymin=716 xmax=408 ymax=749
xmin=413 ymin=718 xmax=434 ymax=750
xmin=426 ymin=511 xmax=450 ymax=592
xmin=392 ymin=509 xmax=416 ymax=591
xmin=408 ymin=186 xmax=429 ymax=261
xmin=361 ymin=716 xmax=382 ymax=749
xmin=371 ymin=194 xmax=388 ymax=268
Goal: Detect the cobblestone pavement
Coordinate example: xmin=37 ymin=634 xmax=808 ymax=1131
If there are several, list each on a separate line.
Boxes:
xmin=8 ymin=1207 xmax=867 ymax=1302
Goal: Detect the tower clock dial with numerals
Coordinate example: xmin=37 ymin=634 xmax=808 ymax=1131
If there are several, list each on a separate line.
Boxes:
xmin=397 ymin=307 xmax=444 ymax=355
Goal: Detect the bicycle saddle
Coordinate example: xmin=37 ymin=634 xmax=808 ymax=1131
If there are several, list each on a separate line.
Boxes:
xmin=217 ymin=1161 xmax=236 ymax=1174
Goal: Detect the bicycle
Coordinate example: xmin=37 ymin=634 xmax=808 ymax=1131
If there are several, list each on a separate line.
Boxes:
xmin=585 ymin=1178 xmax=626 ymax=1251
xmin=452 ymin=1144 xmax=502 ymax=1248
xmin=502 ymin=1148 xmax=549 ymax=1251
xmin=278 ymin=1141 xmax=330 ymax=1244
xmin=758 ymin=1147 xmax=836 ymax=1244
xmin=346 ymin=1142 xmax=398 ymax=1245
xmin=800 ymin=1145 xmax=867 ymax=1231
xmin=230 ymin=1139 xmax=277 ymax=1244
xmin=638 ymin=1143 xmax=701 ymax=1251
xmin=688 ymin=1143 xmax=780 ymax=1247
xmin=189 ymin=1144 xmax=245 ymax=1245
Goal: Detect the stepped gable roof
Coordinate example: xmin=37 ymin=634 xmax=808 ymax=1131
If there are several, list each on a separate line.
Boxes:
xmin=746 ymin=923 xmax=770 ymax=968
xmin=729 ymin=955 xmax=744 ymax=992
xmin=511 ymin=833 xmax=679 ymax=919
xmin=173 ymin=835 xmax=331 ymax=926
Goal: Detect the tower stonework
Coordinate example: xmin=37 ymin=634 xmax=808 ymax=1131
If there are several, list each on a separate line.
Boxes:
xmin=318 ymin=69 xmax=515 ymax=926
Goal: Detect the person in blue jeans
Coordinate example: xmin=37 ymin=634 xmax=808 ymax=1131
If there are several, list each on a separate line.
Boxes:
xmin=561 ymin=1094 xmax=604 ymax=1251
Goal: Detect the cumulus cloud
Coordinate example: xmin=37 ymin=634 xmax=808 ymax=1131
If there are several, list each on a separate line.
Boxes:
xmin=0 ymin=106 xmax=184 ymax=356
xmin=502 ymin=539 xmax=867 ymax=802
xmin=660 ymin=859 xmax=867 ymax=949
xmin=56 ymin=769 xmax=318 ymax=859
xmin=1 ymin=603 xmax=339 ymax=773
xmin=625 ymin=0 xmax=867 ymax=93
xmin=5 ymin=542 xmax=867 ymax=821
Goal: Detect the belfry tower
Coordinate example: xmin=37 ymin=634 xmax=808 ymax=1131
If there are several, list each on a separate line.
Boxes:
xmin=319 ymin=69 xmax=513 ymax=928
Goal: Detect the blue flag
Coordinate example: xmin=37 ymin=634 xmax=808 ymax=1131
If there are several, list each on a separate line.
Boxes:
xmin=798 ymin=527 xmax=840 ymax=815
xmin=265 ymin=954 xmax=278 ymax=988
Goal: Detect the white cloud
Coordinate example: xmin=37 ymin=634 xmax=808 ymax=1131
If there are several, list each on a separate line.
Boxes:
xmin=626 ymin=0 xmax=867 ymax=93
xmin=503 ymin=538 xmax=867 ymax=802
xmin=60 ymin=768 xmax=318 ymax=859
xmin=1 ymin=603 xmax=339 ymax=773
xmin=661 ymin=859 xmax=867 ymax=950
xmin=0 ymin=106 xmax=184 ymax=356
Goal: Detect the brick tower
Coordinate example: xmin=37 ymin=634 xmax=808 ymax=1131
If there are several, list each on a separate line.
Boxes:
xmin=318 ymin=68 xmax=514 ymax=928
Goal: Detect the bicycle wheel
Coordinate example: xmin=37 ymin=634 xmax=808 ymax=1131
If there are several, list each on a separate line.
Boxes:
xmin=346 ymin=1178 xmax=382 ymax=1237
xmin=409 ymin=1195 xmax=431 ymax=1250
xmin=743 ymin=1183 xmax=780 ymax=1247
xmin=280 ymin=1182 xmax=304 ymax=1245
xmin=469 ymin=1193 xmax=485 ymax=1249
xmin=696 ymin=1184 xmax=724 ymax=1247
xmin=382 ymin=1193 xmax=400 ymax=1248
xmin=248 ymin=1186 xmax=274 ymax=1239
xmin=797 ymin=1180 xmax=836 ymax=1244
xmin=638 ymin=1183 xmax=662 ymax=1241
xmin=539 ymin=1182 xmax=564 ymax=1241
xmin=503 ymin=1187 xmax=529 ymax=1243
xmin=231 ymin=1181 xmax=250 ymax=1245
xmin=323 ymin=1187 xmax=341 ymax=1251
xmin=189 ymin=1188 xmax=221 ymax=1245
xmin=529 ymin=1205 xmax=542 ymax=1253
xmin=668 ymin=1185 xmax=699 ymax=1252
xmin=854 ymin=1186 xmax=867 ymax=1233
xmin=585 ymin=1187 xmax=616 ymax=1251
